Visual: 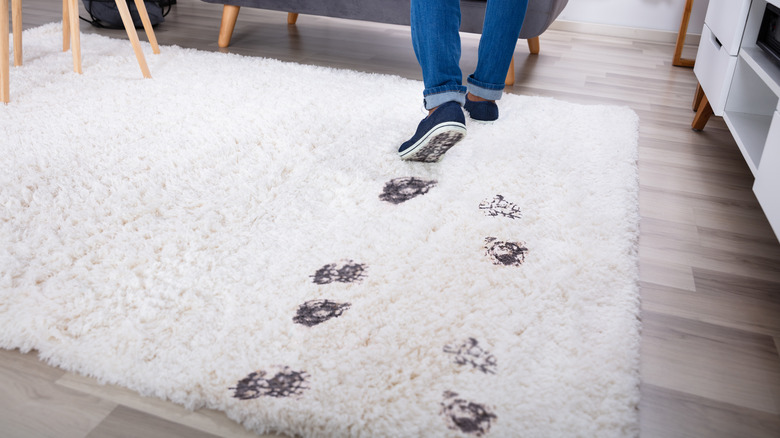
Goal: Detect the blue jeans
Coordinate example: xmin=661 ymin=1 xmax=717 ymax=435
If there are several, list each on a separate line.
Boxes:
xmin=411 ymin=0 xmax=529 ymax=110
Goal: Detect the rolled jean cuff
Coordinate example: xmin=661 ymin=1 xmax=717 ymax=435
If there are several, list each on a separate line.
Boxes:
xmin=467 ymin=75 xmax=504 ymax=101
xmin=423 ymin=85 xmax=467 ymax=110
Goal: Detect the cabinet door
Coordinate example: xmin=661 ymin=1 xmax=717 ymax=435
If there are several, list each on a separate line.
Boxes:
xmin=704 ymin=0 xmax=752 ymax=56
xmin=754 ymin=111 xmax=780 ymax=239
xmin=694 ymin=24 xmax=738 ymax=115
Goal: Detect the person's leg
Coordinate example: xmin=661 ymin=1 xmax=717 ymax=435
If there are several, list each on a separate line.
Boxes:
xmin=467 ymin=0 xmax=529 ymax=102
xmin=400 ymin=0 xmax=467 ymax=162
xmin=411 ymin=0 xmax=467 ymax=110
xmin=399 ymin=0 xmax=468 ymax=162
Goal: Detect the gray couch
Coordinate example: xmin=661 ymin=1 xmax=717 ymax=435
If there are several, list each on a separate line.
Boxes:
xmin=201 ymin=0 xmax=568 ymax=83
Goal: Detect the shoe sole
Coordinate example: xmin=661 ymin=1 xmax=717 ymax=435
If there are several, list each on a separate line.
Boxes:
xmin=399 ymin=122 xmax=467 ymax=162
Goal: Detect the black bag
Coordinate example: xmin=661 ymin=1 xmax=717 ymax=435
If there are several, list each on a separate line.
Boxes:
xmin=80 ymin=0 xmax=174 ymax=29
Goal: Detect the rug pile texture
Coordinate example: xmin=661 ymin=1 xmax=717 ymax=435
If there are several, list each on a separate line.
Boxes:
xmin=1 ymin=24 xmax=641 ymax=437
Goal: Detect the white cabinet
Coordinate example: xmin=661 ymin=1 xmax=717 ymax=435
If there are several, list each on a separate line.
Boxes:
xmin=704 ymin=0 xmax=752 ymax=56
xmin=694 ymin=0 xmax=753 ymax=114
xmin=723 ymin=46 xmax=779 ymax=174
xmin=754 ymin=112 xmax=780 ymax=234
xmin=694 ymin=0 xmax=780 ymax=239
xmin=694 ymin=24 xmax=739 ymax=114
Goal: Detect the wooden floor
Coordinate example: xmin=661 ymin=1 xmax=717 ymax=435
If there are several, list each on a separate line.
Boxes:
xmin=4 ymin=1 xmax=780 ymax=437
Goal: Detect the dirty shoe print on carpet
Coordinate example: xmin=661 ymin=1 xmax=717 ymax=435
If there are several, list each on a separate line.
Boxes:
xmin=1 ymin=24 xmax=641 ymax=438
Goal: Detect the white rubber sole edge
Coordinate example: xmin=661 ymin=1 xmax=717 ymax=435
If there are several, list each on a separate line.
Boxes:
xmin=399 ymin=122 xmax=467 ymax=161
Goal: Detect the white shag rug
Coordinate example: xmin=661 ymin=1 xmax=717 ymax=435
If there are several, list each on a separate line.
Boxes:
xmin=1 ymin=24 xmax=641 ymax=438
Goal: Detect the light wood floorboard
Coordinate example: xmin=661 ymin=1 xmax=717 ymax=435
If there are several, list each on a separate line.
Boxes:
xmin=0 ymin=348 xmax=117 ymax=438
xmin=85 ymin=406 xmax=222 ymax=438
xmin=4 ymin=1 xmax=780 ymax=436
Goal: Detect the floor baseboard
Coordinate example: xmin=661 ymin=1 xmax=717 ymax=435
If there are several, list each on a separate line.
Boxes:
xmin=549 ymin=19 xmax=701 ymax=46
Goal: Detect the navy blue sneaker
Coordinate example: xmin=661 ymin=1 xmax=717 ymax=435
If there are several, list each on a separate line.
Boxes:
xmin=464 ymin=96 xmax=499 ymax=122
xmin=399 ymin=101 xmax=467 ymax=162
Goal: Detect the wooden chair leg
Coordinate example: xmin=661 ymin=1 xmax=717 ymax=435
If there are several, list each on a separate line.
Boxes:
xmin=288 ymin=12 xmax=298 ymax=25
xmin=114 ymin=0 xmax=151 ymax=78
xmin=67 ymin=0 xmax=82 ymax=74
xmin=692 ymin=83 xmax=704 ymax=112
xmin=1 ymin=0 xmax=9 ymax=103
xmin=527 ymin=36 xmax=540 ymax=55
xmin=62 ymin=0 xmax=70 ymax=51
xmin=11 ymin=0 xmax=21 ymax=66
xmin=505 ymin=56 xmax=515 ymax=86
xmin=218 ymin=5 xmax=240 ymax=48
xmin=692 ymin=91 xmax=713 ymax=131
xmin=133 ymin=0 xmax=161 ymax=54
xmin=673 ymin=0 xmax=695 ymax=67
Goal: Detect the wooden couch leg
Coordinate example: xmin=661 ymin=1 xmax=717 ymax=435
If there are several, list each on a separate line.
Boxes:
xmin=505 ymin=56 xmax=515 ymax=86
xmin=527 ymin=36 xmax=540 ymax=55
xmin=218 ymin=5 xmax=240 ymax=48
xmin=288 ymin=13 xmax=298 ymax=24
